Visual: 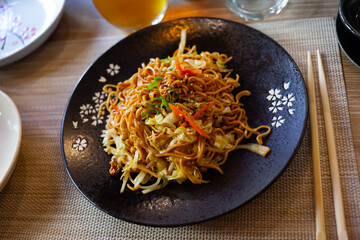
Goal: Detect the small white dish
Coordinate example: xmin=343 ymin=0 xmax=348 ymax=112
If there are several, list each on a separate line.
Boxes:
xmin=0 ymin=90 xmax=21 ymax=192
xmin=0 ymin=0 xmax=65 ymax=67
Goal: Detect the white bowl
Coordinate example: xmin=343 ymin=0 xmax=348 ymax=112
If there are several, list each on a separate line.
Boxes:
xmin=0 ymin=90 xmax=21 ymax=191
xmin=0 ymin=0 xmax=65 ymax=67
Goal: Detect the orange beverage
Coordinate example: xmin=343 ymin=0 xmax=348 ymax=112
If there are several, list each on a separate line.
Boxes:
xmin=92 ymin=0 xmax=168 ymax=31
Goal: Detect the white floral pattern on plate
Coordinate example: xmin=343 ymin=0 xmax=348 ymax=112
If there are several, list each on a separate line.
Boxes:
xmin=71 ymin=90 xmax=108 ymax=151
xmin=267 ymin=82 xmax=296 ymax=128
xmin=106 ymin=63 xmax=120 ymax=76
xmin=71 ymin=64 xmax=120 ymax=151
xmin=72 ymin=137 xmax=88 ymax=152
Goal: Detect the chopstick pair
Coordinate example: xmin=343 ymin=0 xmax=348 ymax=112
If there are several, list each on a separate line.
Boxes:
xmin=307 ymin=50 xmax=348 ymax=240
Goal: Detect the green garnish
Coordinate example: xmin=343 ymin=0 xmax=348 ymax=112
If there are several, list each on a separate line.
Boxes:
xmin=216 ymin=59 xmax=226 ymax=68
xmin=116 ymin=146 xmax=125 ymax=155
xmin=145 ymin=96 xmax=170 ymax=110
xmin=168 ymin=66 xmax=175 ymax=71
xmin=159 ymin=96 xmax=170 ymax=111
xmin=160 ymin=58 xmax=174 ymax=62
xmin=146 ymin=108 xmax=159 ymax=119
xmin=147 ymin=77 xmax=163 ymax=90
xmin=216 ymin=62 xmax=226 ymax=68
xmin=168 ymin=89 xmax=179 ymax=103
xmin=216 ymin=60 xmax=233 ymax=71
xmin=145 ymin=98 xmax=162 ymax=105
xmin=147 ymin=81 xmax=158 ymax=90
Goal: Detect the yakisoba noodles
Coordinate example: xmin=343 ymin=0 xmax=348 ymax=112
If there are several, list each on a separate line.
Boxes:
xmin=99 ymin=29 xmax=271 ymax=194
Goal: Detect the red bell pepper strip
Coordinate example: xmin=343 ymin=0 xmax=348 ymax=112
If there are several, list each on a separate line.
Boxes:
xmin=175 ymin=58 xmax=202 ymax=77
xmin=182 ymin=68 xmax=202 ymax=76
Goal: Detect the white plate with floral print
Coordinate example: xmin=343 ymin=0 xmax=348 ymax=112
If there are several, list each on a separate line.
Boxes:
xmin=0 ymin=0 xmax=65 ymax=67
xmin=0 ymin=90 xmax=21 ymax=191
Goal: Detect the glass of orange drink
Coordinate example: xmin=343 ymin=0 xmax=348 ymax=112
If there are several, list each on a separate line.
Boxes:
xmin=92 ymin=0 xmax=168 ymax=31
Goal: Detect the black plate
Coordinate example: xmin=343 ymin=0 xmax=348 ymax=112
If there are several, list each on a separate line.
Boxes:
xmin=61 ymin=17 xmax=308 ymax=227
xmin=336 ymin=13 xmax=360 ymax=68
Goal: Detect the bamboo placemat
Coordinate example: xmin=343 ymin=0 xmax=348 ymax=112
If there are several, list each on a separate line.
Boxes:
xmin=0 ymin=17 xmax=359 ymax=239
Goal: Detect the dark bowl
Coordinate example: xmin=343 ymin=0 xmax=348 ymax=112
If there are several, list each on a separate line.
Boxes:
xmin=339 ymin=0 xmax=360 ymax=39
xmin=336 ymin=13 xmax=360 ymax=68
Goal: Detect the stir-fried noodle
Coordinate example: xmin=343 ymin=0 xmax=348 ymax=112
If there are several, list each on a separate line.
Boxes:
xmin=99 ymin=29 xmax=271 ymax=194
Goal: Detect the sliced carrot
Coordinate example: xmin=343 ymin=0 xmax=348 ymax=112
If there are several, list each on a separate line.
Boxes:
xmin=169 ymin=103 xmax=210 ymax=139
xmin=175 ymin=58 xmax=184 ymax=77
xmin=112 ymin=104 xmax=121 ymax=114
xmin=181 ymin=102 xmax=216 ymax=127
xmin=192 ymin=102 xmax=216 ymax=118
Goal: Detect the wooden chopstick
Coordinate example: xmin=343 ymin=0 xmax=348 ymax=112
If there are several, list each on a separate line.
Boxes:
xmin=316 ymin=50 xmax=348 ymax=240
xmin=307 ymin=51 xmax=326 ymax=240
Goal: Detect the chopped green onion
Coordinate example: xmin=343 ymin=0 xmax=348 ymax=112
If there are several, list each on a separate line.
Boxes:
xmin=216 ymin=59 xmax=233 ymax=71
xmin=147 ymin=77 xmax=163 ymax=90
xmin=145 ymin=98 xmax=162 ymax=105
xmin=168 ymin=66 xmax=175 ymax=71
xmin=160 ymin=58 xmax=174 ymax=62
xmin=146 ymin=108 xmax=159 ymax=119
xmin=216 ymin=59 xmax=226 ymax=68
xmin=146 ymin=96 xmax=170 ymax=110
xmin=159 ymin=96 xmax=170 ymax=111
xmin=116 ymin=146 xmax=125 ymax=155
xmin=168 ymin=89 xmax=179 ymax=103
xmin=147 ymin=81 xmax=158 ymax=90
xmin=216 ymin=62 xmax=226 ymax=68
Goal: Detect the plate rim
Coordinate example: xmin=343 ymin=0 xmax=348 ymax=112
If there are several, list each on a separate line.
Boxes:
xmin=0 ymin=90 xmax=22 ymax=192
xmin=60 ymin=17 xmax=309 ymax=227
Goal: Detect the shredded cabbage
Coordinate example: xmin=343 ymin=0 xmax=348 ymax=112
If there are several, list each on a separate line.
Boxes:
xmin=237 ymin=143 xmax=270 ymax=156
